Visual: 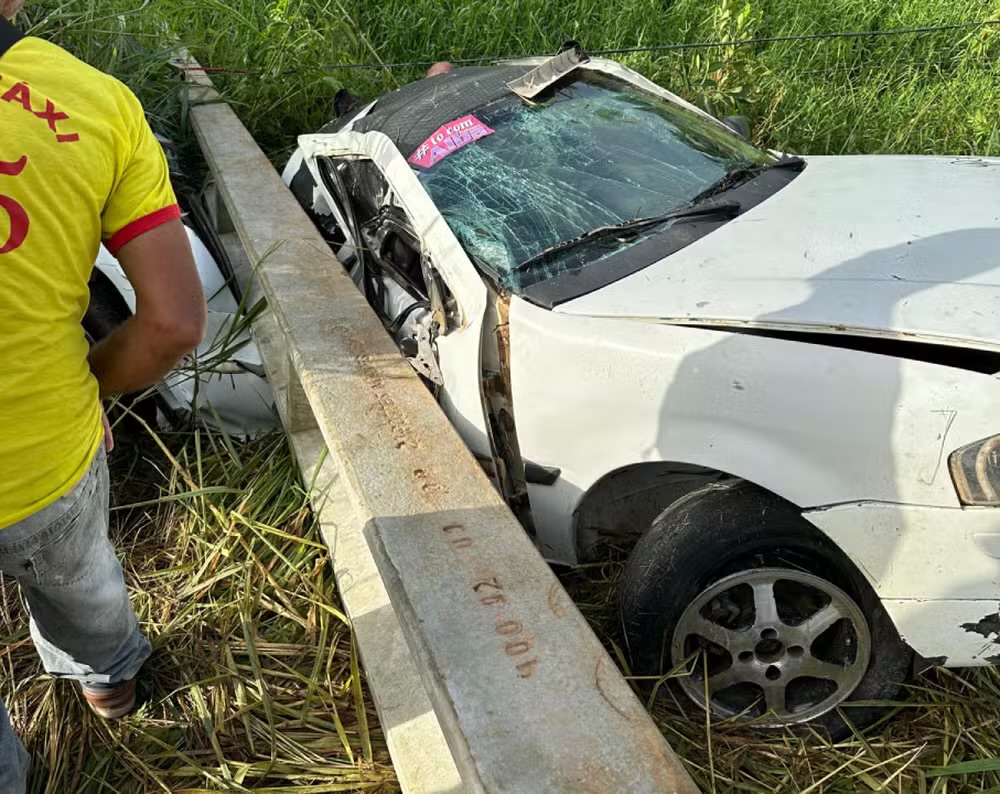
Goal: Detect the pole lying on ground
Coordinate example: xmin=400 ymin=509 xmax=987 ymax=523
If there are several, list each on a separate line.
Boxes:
xmin=182 ymin=57 xmax=699 ymax=794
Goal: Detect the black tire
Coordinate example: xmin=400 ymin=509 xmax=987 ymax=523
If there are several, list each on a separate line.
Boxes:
xmin=619 ymin=480 xmax=912 ymax=738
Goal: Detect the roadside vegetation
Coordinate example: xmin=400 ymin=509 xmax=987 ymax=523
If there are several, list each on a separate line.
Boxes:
xmin=0 ymin=426 xmax=393 ymax=792
xmin=23 ymin=0 xmax=1000 ymax=160
xmin=14 ymin=0 xmax=1000 ymax=791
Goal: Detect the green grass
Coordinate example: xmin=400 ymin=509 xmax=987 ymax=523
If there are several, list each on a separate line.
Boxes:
xmin=21 ymin=0 xmax=1000 ymax=159
xmin=14 ymin=0 xmax=1000 ymax=790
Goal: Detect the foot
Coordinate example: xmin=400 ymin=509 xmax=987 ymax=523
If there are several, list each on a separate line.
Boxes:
xmin=80 ymin=679 xmax=137 ymax=719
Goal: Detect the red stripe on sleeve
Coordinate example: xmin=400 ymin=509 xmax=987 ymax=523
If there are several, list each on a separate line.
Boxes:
xmin=105 ymin=204 xmax=182 ymax=255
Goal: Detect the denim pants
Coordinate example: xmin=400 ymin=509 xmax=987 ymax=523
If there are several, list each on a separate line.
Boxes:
xmin=0 ymin=448 xmax=152 ymax=792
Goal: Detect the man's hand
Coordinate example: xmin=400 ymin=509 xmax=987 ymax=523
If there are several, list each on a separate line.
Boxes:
xmin=100 ymin=407 xmax=114 ymax=453
xmin=88 ymin=218 xmax=206 ymax=398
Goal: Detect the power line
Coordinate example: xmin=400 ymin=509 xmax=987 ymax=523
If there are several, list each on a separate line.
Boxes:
xmin=590 ymin=19 xmax=1000 ymax=56
xmin=176 ymin=18 xmax=1000 ymax=77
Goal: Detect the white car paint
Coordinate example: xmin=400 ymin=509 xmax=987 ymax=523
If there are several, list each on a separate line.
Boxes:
xmin=509 ymin=296 xmax=1000 ymax=664
xmin=93 ymin=225 xmax=276 ymax=436
xmin=290 ymin=57 xmax=1000 ymax=667
xmin=559 ymin=155 xmax=1000 ymax=351
xmin=513 ymin=296 xmax=1000 ymax=512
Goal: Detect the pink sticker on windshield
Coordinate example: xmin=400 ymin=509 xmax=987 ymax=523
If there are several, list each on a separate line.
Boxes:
xmin=408 ymin=115 xmax=494 ymax=168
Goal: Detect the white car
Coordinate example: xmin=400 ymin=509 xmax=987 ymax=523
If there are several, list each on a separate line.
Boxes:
xmin=283 ymin=50 xmax=1000 ymax=734
xmin=87 ymin=171 xmax=275 ymax=436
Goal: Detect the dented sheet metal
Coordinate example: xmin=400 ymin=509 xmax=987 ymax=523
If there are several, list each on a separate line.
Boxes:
xmin=558 ymin=155 xmax=1000 ymax=353
xmin=805 ymin=502 xmax=1000 ymax=603
xmin=506 ymin=46 xmax=590 ymax=100
xmin=806 ymin=501 xmax=1000 ymax=665
xmin=881 ymin=600 xmax=1000 ymax=666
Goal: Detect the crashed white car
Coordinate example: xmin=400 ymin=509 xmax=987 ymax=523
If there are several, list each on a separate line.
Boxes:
xmin=283 ymin=51 xmax=1000 ymax=733
xmin=87 ymin=173 xmax=275 ymax=436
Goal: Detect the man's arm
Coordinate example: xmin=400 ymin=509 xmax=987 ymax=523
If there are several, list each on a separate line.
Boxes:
xmin=88 ymin=219 xmax=206 ymax=398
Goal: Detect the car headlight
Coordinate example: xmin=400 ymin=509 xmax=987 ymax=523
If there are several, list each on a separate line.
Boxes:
xmin=950 ymin=435 xmax=1000 ymax=506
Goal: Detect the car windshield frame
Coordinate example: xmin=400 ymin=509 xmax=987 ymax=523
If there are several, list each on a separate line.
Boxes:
xmin=411 ymin=70 xmax=777 ymax=297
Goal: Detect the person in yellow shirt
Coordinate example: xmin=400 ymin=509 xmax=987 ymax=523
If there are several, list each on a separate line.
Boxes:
xmin=0 ymin=2 xmax=207 ymax=788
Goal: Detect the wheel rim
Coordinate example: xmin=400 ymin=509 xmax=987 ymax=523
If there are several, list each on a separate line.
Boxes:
xmin=671 ymin=567 xmax=871 ymax=725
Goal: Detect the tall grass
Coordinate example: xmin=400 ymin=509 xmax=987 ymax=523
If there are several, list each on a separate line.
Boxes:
xmin=22 ymin=0 xmax=1000 ymax=158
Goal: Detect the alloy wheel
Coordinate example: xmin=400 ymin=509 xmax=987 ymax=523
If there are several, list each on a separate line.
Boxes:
xmin=671 ymin=567 xmax=871 ymax=725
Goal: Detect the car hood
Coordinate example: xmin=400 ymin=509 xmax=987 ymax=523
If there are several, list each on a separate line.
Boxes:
xmin=557 ymin=155 xmax=1000 ymax=352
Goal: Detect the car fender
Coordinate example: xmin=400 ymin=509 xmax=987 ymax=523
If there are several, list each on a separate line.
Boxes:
xmin=93 ymin=225 xmax=235 ymax=314
xmin=508 ymin=295 xmax=1000 ymax=563
xmin=92 ymin=224 xmax=276 ymax=436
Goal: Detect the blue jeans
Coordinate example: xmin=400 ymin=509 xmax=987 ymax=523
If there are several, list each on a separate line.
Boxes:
xmin=0 ymin=448 xmax=151 ymax=792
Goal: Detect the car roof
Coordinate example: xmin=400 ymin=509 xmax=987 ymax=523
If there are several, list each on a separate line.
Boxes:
xmin=345 ymin=65 xmax=528 ymax=160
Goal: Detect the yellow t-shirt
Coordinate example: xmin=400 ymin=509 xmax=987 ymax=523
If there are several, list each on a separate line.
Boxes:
xmin=0 ymin=35 xmax=180 ymax=527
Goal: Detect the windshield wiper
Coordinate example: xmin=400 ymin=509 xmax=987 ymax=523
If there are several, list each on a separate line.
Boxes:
xmin=512 ymin=200 xmax=740 ymax=275
xmin=688 ymin=155 xmax=805 ymax=206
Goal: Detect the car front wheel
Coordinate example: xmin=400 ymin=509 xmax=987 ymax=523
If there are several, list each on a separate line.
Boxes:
xmin=618 ymin=480 xmax=912 ymax=737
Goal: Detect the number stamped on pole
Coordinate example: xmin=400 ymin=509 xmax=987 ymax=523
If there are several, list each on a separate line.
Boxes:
xmin=442 ymin=523 xmax=539 ymax=680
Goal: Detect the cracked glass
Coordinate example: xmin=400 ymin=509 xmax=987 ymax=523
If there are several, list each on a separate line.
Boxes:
xmin=416 ymin=72 xmax=771 ymax=291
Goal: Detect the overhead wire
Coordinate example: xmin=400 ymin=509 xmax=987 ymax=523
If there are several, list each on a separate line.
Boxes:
xmin=172 ymin=18 xmax=1000 ymax=77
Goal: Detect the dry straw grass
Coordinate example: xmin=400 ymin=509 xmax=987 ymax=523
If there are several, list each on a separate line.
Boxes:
xmin=562 ymin=556 xmax=1000 ymax=793
xmin=0 ymin=427 xmax=397 ymax=793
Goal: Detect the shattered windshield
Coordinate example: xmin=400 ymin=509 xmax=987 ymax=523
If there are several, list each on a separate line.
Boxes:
xmin=415 ymin=72 xmax=771 ymax=290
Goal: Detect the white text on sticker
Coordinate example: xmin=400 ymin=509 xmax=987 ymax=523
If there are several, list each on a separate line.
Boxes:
xmin=408 ymin=115 xmax=494 ymax=168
